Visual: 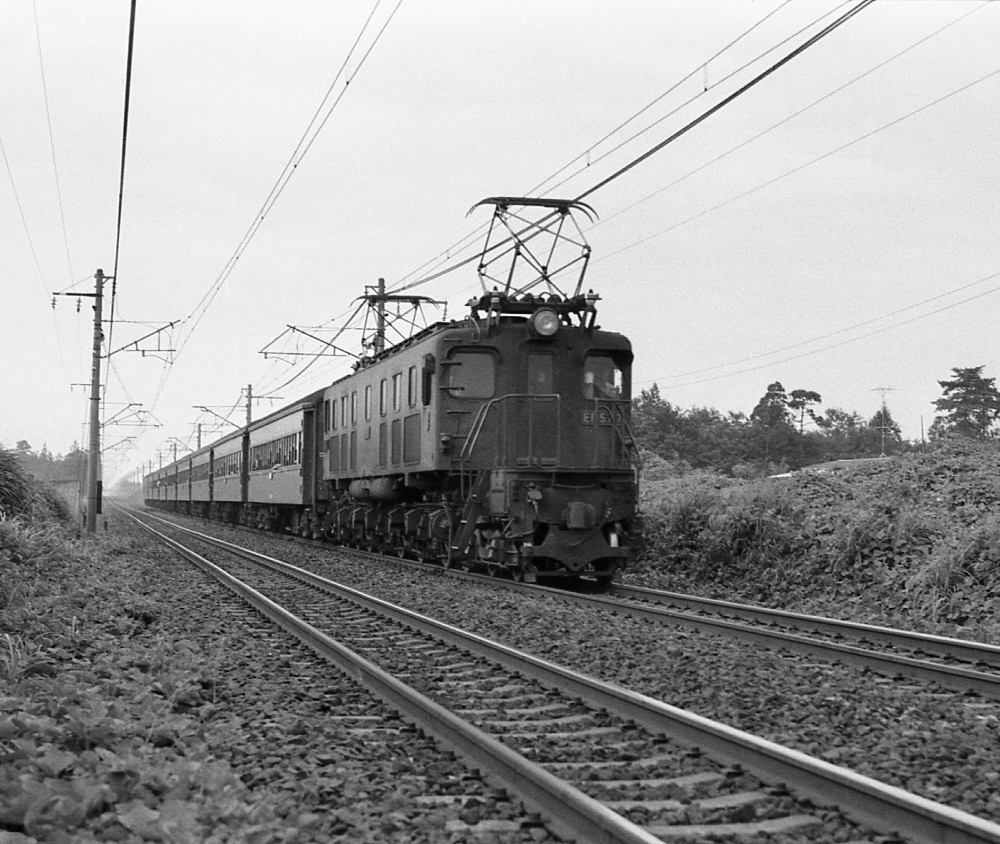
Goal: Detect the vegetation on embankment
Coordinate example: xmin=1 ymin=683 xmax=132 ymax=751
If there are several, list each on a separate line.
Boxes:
xmin=1 ymin=450 xmax=292 ymax=842
xmin=635 ymin=438 xmax=1000 ymax=641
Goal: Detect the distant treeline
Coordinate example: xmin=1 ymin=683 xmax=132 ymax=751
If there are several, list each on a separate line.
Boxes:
xmin=633 ymin=366 xmax=1000 ymax=477
xmin=5 ymin=440 xmax=87 ymax=483
xmin=632 ymin=381 xmax=908 ymax=477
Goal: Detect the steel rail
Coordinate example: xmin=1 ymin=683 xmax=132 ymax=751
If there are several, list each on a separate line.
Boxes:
xmin=133 ymin=508 xmax=1000 ymax=695
xmin=130 ymin=510 xmax=1000 ymax=844
xmin=608 ymin=583 xmax=1000 ymax=668
xmin=528 ymin=585 xmax=1000 ymax=699
xmin=123 ymin=510 xmax=663 ymax=844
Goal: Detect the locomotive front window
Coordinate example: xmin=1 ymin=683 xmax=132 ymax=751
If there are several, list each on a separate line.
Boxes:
xmin=583 ymin=353 xmax=622 ymax=400
xmin=447 ymin=351 xmax=495 ymax=398
xmin=527 ymin=351 xmax=553 ymax=395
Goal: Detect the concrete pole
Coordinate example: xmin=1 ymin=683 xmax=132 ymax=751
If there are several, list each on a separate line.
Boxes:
xmin=85 ymin=269 xmax=105 ymax=534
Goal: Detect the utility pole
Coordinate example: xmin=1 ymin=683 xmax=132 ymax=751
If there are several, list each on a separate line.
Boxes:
xmin=197 ymin=423 xmax=202 ymax=450
xmin=55 ymin=268 xmax=109 ymax=532
xmin=872 ymin=386 xmax=895 ymax=458
xmin=85 ymin=270 xmax=107 ymax=533
xmin=246 ymin=384 xmax=253 ymax=426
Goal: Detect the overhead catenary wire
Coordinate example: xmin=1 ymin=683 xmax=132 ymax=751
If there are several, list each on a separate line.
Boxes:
xmin=383 ymin=1 xmax=804 ymax=297
xmin=596 ymin=59 xmax=1000 ymax=267
xmin=658 ymin=272 xmax=1000 ymax=392
xmin=390 ymin=0 xmax=875 ymax=296
xmin=174 ymin=0 xmax=405 ymax=361
xmin=272 ymin=0 xmax=882 ymax=405
xmin=32 ymin=0 xmax=74 ymax=287
xmin=576 ymin=0 xmax=877 ymax=203
xmin=145 ymin=0 xmax=405 ymax=424
xmin=1 ymin=131 xmax=48 ymax=297
xmin=593 ymin=0 xmax=989 ymax=234
xmin=123 ymin=5 xmax=989 ymax=465
xmin=534 ymin=0 xmax=834 ymax=199
xmin=104 ymin=0 xmax=138 ymax=377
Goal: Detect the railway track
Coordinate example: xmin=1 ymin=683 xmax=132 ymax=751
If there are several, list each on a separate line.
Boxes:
xmin=139 ymin=507 xmax=1000 ymax=698
xmin=123 ymin=507 xmax=1000 ymax=844
xmin=137 ymin=508 xmax=1000 ymax=698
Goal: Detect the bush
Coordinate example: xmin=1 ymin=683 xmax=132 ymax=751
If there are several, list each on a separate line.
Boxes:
xmin=0 ymin=446 xmax=72 ymax=522
xmin=634 ymin=440 xmax=1000 ymax=636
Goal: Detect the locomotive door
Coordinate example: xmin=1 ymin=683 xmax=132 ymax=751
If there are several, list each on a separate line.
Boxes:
xmin=512 ymin=351 xmax=559 ymax=467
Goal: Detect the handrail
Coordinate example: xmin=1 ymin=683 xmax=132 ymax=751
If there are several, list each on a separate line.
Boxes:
xmin=459 ymin=393 xmax=561 ymax=468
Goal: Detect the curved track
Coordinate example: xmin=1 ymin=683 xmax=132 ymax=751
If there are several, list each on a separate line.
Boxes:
xmin=123 ymin=507 xmax=1000 ymax=844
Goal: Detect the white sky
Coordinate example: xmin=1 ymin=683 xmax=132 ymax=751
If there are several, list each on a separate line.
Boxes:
xmin=3 ymin=1 xmax=998 ymax=482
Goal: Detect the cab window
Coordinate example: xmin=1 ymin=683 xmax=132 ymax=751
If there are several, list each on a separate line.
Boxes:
xmin=583 ymin=353 xmax=622 ymax=400
xmin=447 ymin=351 xmax=495 ymax=399
xmin=527 ymin=351 xmax=553 ymax=395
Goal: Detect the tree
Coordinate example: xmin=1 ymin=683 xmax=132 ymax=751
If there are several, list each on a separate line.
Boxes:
xmin=787 ymin=389 xmax=822 ymax=434
xmin=931 ymin=366 xmax=1000 ymax=439
xmin=632 ymin=384 xmax=750 ymax=471
xmin=750 ymin=382 xmax=791 ymax=429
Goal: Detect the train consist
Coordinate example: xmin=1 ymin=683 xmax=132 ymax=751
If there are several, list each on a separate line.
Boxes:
xmin=145 ymin=198 xmax=643 ymax=582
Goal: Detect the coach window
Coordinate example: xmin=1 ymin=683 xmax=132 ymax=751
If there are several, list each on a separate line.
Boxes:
xmin=380 ymin=379 xmax=387 ymax=417
xmin=527 ymin=351 xmax=553 ymax=395
xmin=392 ymin=373 xmax=402 ymax=411
xmin=446 ymin=350 xmax=495 ymax=399
xmin=364 ymin=385 xmax=372 ymax=421
xmin=583 ymin=353 xmax=623 ymax=400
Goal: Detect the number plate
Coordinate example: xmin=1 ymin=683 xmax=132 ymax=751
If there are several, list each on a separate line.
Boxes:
xmin=582 ymin=409 xmax=612 ymax=425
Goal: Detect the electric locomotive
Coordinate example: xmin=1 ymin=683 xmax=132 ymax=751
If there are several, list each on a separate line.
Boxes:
xmin=145 ymin=197 xmax=643 ymax=582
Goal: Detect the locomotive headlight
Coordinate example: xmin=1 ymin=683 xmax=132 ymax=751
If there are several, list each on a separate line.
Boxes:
xmin=529 ymin=307 xmax=560 ymax=338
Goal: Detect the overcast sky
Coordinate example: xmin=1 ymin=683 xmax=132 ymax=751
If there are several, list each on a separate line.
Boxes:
xmin=3 ymin=1 xmax=998 ymax=481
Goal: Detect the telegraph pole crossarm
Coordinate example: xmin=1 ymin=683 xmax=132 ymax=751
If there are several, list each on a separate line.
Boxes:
xmin=260 ymin=325 xmax=360 ymax=361
xmin=103 ymin=403 xmax=142 ymax=427
xmin=106 ymin=320 xmax=178 ymax=358
xmin=193 ymin=405 xmax=238 ymax=428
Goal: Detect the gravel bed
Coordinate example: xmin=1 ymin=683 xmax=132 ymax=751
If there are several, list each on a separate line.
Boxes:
xmin=185 ymin=519 xmax=1000 ymax=828
xmin=1 ymin=514 xmax=560 ymax=843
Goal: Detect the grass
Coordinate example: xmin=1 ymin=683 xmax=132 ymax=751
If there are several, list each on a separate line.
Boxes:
xmin=634 ymin=439 xmax=1000 ymax=639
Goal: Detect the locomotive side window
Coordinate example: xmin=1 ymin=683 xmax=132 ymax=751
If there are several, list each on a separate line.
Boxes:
xmin=583 ymin=353 xmax=622 ymax=400
xmin=446 ymin=351 xmax=495 ymax=398
xmin=392 ymin=373 xmax=402 ymax=411
xmin=350 ymin=391 xmax=357 ymax=425
xmin=380 ymin=379 xmax=387 ymax=416
xmin=422 ymin=355 xmax=434 ymax=406
xmin=364 ymin=385 xmax=372 ymax=421
xmin=340 ymin=396 xmax=348 ymax=429
xmin=407 ymin=366 xmax=417 ymax=408
xmin=527 ymin=351 xmax=553 ymax=395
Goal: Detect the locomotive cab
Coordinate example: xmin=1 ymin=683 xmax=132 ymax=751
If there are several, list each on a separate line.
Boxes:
xmin=442 ymin=292 xmax=641 ymax=582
